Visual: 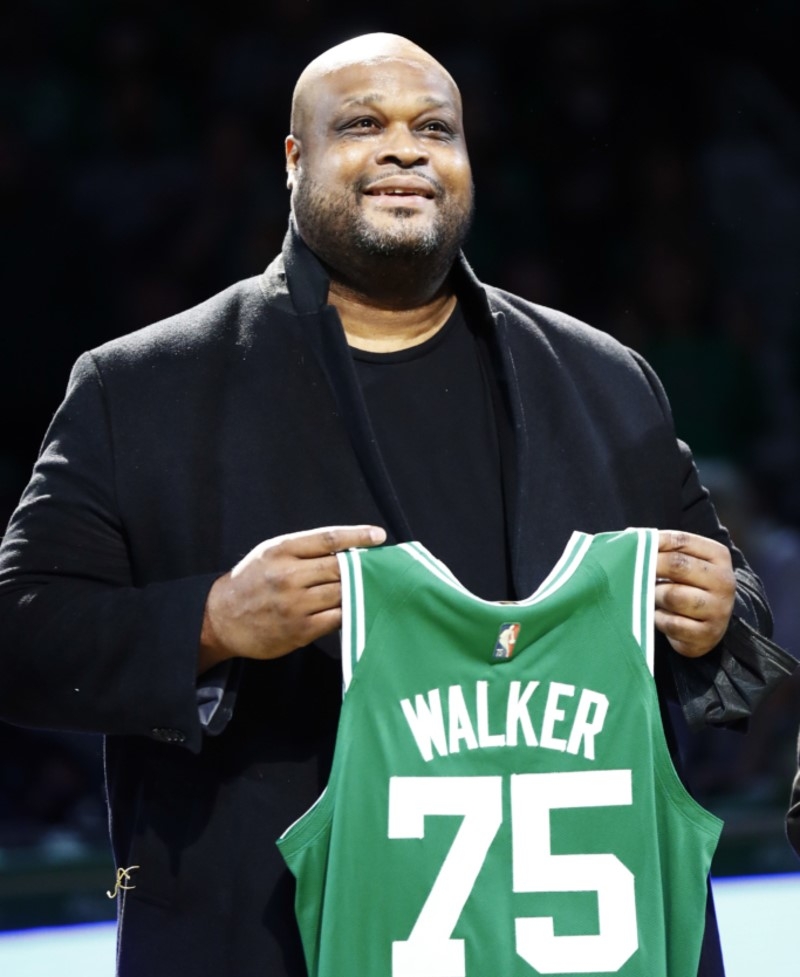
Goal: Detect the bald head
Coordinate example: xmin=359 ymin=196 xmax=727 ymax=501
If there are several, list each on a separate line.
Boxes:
xmin=290 ymin=33 xmax=461 ymax=138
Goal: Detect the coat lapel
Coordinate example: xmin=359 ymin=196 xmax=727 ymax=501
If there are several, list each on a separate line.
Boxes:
xmin=279 ymin=224 xmax=413 ymax=543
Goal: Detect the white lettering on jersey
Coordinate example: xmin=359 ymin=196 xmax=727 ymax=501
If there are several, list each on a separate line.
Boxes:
xmin=566 ymin=690 xmax=609 ymax=761
xmin=477 ymin=680 xmax=505 ymax=748
xmin=401 ymin=689 xmax=448 ymax=762
xmin=506 ymin=681 xmax=540 ymax=747
xmin=400 ymin=680 xmax=608 ymax=763
xmin=540 ymin=682 xmax=574 ymax=752
xmin=448 ymin=686 xmax=479 ymax=753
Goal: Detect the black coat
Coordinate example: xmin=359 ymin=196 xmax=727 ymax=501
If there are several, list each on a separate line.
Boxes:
xmin=0 ymin=225 xmax=787 ymax=976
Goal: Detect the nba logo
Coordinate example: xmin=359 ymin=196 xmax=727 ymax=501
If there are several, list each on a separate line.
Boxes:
xmin=493 ymin=622 xmax=521 ymax=659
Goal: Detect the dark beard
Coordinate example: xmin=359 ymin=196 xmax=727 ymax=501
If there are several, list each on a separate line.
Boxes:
xmin=349 ymin=208 xmax=442 ymax=258
xmin=292 ymin=174 xmax=474 ymax=304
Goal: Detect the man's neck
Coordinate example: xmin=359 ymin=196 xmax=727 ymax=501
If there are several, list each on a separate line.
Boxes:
xmin=328 ymin=280 xmax=458 ymax=353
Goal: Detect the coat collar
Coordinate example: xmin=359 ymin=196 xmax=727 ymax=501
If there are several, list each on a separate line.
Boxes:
xmin=276 ymin=216 xmax=496 ymax=327
xmin=280 ymin=219 xmax=331 ymax=315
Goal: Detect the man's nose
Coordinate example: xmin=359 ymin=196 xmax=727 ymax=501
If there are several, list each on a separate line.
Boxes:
xmin=375 ymin=125 xmax=428 ymax=167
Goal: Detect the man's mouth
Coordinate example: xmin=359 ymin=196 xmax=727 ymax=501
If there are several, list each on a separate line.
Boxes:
xmin=368 ymin=190 xmax=429 ymax=197
xmin=363 ymin=178 xmax=436 ymax=199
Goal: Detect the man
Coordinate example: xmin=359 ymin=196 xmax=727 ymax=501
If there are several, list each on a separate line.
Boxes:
xmin=0 ymin=32 xmax=793 ymax=977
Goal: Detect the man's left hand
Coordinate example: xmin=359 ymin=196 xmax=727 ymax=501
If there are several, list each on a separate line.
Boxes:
xmin=655 ymin=530 xmax=737 ymax=658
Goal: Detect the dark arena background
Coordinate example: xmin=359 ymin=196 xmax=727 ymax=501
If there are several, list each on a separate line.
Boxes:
xmin=1 ymin=0 xmax=799 ymax=971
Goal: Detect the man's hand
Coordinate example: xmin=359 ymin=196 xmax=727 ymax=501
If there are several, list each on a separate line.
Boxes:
xmin=654 ymin=530 xmax=736 ymax=658
xmin=198 ymin=525 xmax=386 ymax=674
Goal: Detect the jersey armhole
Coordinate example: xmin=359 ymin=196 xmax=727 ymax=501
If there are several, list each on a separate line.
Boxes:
xmin=337 ymin=549 xmax=366 ymax=693
xmin=631 ymin=527 xmax=658 ymax=675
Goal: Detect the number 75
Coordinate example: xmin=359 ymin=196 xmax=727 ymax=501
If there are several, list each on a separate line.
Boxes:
xmin=388 ymin=770 xmax=638 ymax=975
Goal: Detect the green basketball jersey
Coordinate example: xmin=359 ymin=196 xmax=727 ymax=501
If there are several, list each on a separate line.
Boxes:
xmin=277 ymin=528 xmax=722 ymax=977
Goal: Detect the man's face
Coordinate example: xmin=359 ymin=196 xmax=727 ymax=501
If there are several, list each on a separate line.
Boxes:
xmin=287 ymin=57 xmax=474 ymax=271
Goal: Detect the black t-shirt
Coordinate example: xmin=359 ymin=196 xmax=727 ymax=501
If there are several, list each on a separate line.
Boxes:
xmin=353 ymin=304 xmax=513 ymax=600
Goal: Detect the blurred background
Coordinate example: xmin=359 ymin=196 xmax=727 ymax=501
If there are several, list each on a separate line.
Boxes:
xmin=1 ymin=0 xmax=799 ymax=933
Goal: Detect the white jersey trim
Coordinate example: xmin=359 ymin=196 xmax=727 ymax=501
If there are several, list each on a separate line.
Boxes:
xmin=336 ymin=551 xmax=353 ymax=692
xmin=642 ymin=528 xmax=658 ymax=675
xmin=336 ymin=549 xmax=367 ymax=694
xmin=399 ymin=531 xmax=592 ymax=607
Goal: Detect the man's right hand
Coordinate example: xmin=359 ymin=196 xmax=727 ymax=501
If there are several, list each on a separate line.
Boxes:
xmin=198 ymin=525 xmax=386 ymax=674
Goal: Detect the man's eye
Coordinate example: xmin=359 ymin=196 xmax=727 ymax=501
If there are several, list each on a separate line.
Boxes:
xmin=349 ymin=118 xmax=379 ymax=130
xmin=421 ymin=121 xmax=453 ymax=135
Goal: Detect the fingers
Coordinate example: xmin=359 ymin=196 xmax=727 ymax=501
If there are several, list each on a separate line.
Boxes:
xmin=654 ymin=595 xmax=731 ymax=657
xmin=273 ymin=525 xmax=387 ymax=559
xmin=657 ymin=529 xmax=731 ymax=563
xmin=291 ymin=580 xmax=343 ymax=616
xmin=199 ymin=524 xmax=387 ymax=672
xmin=232 ymin=551 xmax=341 ymax=591
xmin=272 ymin=597 xmax=345 ymax=651
xmin=654 ymin=594 xmax=728 ymax=658
xmin=234 ymin=524 xmax=386 ymax=594
xmin=654 ymin=530 xmax=736 ymax=658
xmin=655 ymin=530 xmax=735 ymax=601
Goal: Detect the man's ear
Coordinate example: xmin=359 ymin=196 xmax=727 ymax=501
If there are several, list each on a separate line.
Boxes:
xmin=285 ymin=135 xmax=301 ymax=191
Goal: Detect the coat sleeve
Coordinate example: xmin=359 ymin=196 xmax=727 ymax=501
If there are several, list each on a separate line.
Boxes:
xmin=631 ymin=350 xmax=797 ymax=731
xmin=787 ymin=732 xmax=800 ymax=858
xmin=0 ymin=353 xmax=220 ymax=753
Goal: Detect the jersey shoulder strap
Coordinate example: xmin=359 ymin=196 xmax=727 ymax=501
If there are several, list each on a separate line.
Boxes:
xmin=337 ymin=544 xmax=425 ymax=692
xmin=585 ymin=528 xmax=659 ymax=674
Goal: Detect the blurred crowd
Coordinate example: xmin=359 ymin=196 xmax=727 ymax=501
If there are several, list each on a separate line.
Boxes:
xmin=1 ymin=0 xmax=799 ymax=895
